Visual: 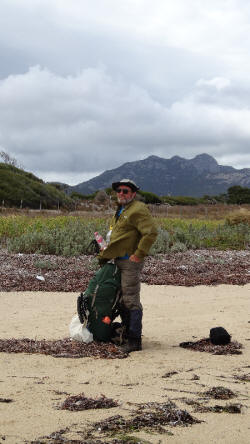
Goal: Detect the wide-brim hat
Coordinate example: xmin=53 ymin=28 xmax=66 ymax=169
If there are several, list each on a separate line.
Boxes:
xmin=112 ymin=178 xmax=140 ymax=192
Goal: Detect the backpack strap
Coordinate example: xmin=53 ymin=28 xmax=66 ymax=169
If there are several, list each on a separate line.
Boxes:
xmin=91 ymin=284 xmax=99 ymax=308
xmin=86 ymin=239 xmax=100 ymax=254
xmin=77 ymin=292 xmax=89 ymax=325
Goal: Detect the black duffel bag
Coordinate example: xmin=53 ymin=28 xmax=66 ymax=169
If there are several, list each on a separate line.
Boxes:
xmin=210 ymin=327 xmax=231 ymax=345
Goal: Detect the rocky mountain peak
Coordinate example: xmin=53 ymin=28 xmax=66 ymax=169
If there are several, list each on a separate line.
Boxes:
xmin=71 ymin=153 xmax=250 ymax=197
xmin=191 ymin=153 xmax=219 ymax=173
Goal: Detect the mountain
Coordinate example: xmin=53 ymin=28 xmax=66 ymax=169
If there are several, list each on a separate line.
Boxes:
xmin=71 ymin=153 xmax=250 ymax=197
xmin=0 ymin=163 xmax=73 ymax=209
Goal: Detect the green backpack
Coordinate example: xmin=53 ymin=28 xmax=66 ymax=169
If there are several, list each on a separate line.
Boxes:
xmin=77 ymin=262 xmax=121 ymax=342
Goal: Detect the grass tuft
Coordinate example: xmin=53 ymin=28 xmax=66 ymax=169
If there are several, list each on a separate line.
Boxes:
xmin=226 ymin=208 xmax=250 ymax=226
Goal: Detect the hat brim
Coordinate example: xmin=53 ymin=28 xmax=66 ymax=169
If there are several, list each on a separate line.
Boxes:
xmin=112 ymin=181 xmax=139 ymax=192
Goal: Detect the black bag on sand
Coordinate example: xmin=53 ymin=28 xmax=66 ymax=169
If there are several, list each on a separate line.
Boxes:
xmin=210 ymin=327 xmax=231 ymax=345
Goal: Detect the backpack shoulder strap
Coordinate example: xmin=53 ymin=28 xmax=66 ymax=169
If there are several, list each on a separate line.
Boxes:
xmin=77 ymin=292 xmax=89 ymax=325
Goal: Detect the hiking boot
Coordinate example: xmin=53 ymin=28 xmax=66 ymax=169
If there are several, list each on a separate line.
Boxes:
xmin=120 ymin=337 xmax=142 ymax=353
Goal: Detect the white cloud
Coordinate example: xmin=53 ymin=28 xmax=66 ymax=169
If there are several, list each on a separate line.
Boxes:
xmin=1 ymin=65 xmax=250 ymax=184
xmin=197 ymin=77 xmax=231 ymax=91
xmin=0 ymin=0 xmax=250 ymax=184
xmin=42 ymin=170 xmax=101 ymax=186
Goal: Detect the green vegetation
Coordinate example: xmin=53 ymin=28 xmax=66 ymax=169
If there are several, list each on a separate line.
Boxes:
xmin=0 ymin=215 xmax=108 ymax=256
xmin=162 ymin=195 xmax=200 ymax=205
xmin=0 ymin=163 xmax=73 ymax=209
xmin=153 ymin=218 xmax=249 ymax=251
xmin=227 ymin=185 xmax=250 ymax=204
xmin=69 ymin=191 xmax=98 ymax=200
xmin=0 ymin=162 xmax=249 ymax=254
xmin=0 ymin=214 xmax=249 ymax=255
xmin=138 ymin=190 xmax=162 ymax=204
xmin=162 ymin=186 xmax=250 ymax=205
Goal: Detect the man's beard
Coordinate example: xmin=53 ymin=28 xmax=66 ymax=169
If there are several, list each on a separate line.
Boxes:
xmin=117 ymin=196 xmax=134 ymax=205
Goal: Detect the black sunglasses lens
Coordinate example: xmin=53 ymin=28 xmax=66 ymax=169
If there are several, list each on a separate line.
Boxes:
xmin=117 ymin=188 xmax=129 ymax=194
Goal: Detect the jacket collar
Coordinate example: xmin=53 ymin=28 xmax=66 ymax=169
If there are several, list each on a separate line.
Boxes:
xmin=115 ymin=199 xmax=136 ymax=220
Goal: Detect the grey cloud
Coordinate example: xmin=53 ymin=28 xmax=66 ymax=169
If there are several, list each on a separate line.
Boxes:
xmin=1 ymin=65 xmax=250 ymax=182
xmin=0 ymin=1 xmax=250 ymax=184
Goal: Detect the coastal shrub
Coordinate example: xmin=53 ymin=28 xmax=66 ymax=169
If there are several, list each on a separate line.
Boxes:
xmin=138 ymin=190 xmax=162 ymax=204
xmin=1 ymin=214 xmax=249 ymax=255
xmin=5 ymin=217 xmax=109 ymax=255
xmin=158 ymin=218 xmax=249 ymax=250
xmin=162 ymin=195 xmax=199 ymax=205
xmin=170 ymin=242 xmax=188 ymax=252
xmin=149 ymin=227 xmax=170 ymax=255
xmin=227 ymin=185 xmax=250 ymax=204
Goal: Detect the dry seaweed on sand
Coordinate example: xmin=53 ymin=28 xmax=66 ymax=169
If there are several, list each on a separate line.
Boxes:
xmin=179 ymin=338 xmax=243 ymax=355
xmin=59 ymin=393 xmax=119 ymax=411
xmin=202 ymin=386 xmax=237 ymax=400
xmin=194 ymin=403 xmax=243 ymax=414
xmin=30 ymin=425 xmax=153 ymax=443
xmin=162 ymin=371 xmax=178 ymax=378
xmin=182 ymin=387 xmax=242 ymax=415
xmin=233 ymin=373 xmax=250 ymax=382
xmin=31 ymin=431 xmax=151 ymax=444
xmin=31 ymin=439 xmax=107 ymax=444
xmin=1 ymin=250 xmax=250 ymax=291
xmin=30 ymin=427 xmax=110 ymax=444
xmin=93 ymin=401 xmax=201 ymax=435
xmin=0 ymin=338 xmax=128 ymax=359
xmin=179 ymin=398 xmax=243 ymax=414
xmin=31 ymin=402 xmax=200 ymax=443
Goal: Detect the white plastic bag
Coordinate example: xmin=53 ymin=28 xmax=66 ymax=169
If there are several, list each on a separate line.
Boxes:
xmin=69 ymin=314 xmax=93 ymax=343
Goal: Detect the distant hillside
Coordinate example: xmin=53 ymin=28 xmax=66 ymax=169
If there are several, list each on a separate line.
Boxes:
xmin=0 ymin=163 xmax=73 ymax=209
xmin=71 ymin=153 xmax=250 ymax=197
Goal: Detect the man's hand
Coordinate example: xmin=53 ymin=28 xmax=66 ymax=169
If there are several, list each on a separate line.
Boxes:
xmin=129 ymin=254 xmax=142 ymax=263
xmin=98 ymin=257 xmax=108 ymax=267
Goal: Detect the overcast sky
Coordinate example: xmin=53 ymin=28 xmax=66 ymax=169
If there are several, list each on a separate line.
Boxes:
xmin=1 ymin=0 xmax=250 ymax=185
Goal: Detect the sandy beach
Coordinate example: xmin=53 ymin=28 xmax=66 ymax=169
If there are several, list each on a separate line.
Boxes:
xmin=0 ymin=284 xmax=249 ymax=443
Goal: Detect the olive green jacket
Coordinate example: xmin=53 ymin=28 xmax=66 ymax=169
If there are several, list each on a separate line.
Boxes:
xmin=98 ymin=199 xmax=158 ymax=261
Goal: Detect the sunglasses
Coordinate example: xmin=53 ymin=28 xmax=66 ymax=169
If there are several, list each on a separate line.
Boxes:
xmin=116 ymin=188 xmax=130 ymax=194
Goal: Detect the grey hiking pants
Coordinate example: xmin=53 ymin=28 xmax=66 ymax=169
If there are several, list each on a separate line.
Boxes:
xmin=115 ymin=258 xmax=144 ymax=311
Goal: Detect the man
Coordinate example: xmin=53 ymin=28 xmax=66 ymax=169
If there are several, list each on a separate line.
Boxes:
xmin=98 ymin=179 xmax=157 ymax=353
